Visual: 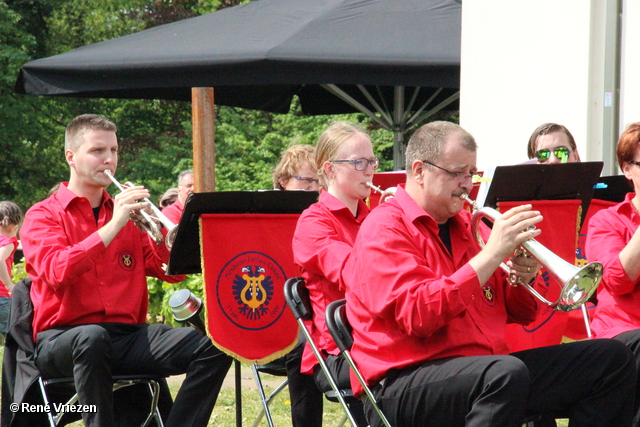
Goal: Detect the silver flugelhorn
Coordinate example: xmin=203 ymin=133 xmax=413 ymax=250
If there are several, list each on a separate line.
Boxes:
xmin=460 ymin=193 xmax=602 ymax=312
xmin=104 ymin=170 xmax=178 ymax=249
xmin=365 ymin=181 xmax=397 ymax=204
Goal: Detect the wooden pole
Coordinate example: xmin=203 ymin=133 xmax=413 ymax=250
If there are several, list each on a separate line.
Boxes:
xmin=191 ymin=87 xmax=216 ymax=192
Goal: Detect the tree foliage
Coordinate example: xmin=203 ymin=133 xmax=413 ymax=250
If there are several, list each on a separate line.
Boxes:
xmin=1 ymin=0 xmax=445 ymax=323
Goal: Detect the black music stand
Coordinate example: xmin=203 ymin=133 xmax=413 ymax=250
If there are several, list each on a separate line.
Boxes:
xmin=167 ymin=190 xmax=318 ymax=275
xmin=483 ymin=162 xmax=604 ymax=228
xmin=593 ymin=174 xmax=631 ymax=203
xmin=166 ymin=190 xmax=317 ymax=427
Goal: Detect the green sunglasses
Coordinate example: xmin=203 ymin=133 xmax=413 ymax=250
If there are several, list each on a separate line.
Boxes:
xmin=535 ymin=146 xmax=571 ymax=163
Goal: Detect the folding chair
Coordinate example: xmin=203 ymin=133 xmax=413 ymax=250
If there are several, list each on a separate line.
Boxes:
xmin=250 ymin=358 xmax=289 ymax=427
xmin=38 ymin=375 xmax=165 ymax=427
xmin=283 ymin=277 xmax=356 ymax=427
xmin=325 ymin=299 xmax=392 ymax=427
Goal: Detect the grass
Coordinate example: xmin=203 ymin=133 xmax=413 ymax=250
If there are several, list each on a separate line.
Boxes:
xmin=0 ymin=345 xmax=568 ymax=426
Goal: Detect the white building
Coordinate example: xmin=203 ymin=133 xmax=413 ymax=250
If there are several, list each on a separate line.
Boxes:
xmin=460 ymin=0 xmax=639 ymax=176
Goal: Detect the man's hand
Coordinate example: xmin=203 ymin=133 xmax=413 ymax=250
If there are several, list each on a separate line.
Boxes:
xmin=99 ymin=185 xmax=151 ymax=247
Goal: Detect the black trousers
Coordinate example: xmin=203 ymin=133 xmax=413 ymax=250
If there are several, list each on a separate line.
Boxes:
xmin=366 ymin=339 xmax=635 ymax=427
xmin=314 ymin=354 xmax=368 ymax=427
xmin=284 ymin=334 xmax=324 ymax=427
xmin=614 ymin=329 xmax=640 ymax=427
xmin=35 ymin=323 xmax=233 ymax=427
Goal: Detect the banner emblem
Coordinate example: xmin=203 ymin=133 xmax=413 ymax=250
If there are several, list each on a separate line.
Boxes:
xmin=217 ymin=251 xmax=286 ymax=331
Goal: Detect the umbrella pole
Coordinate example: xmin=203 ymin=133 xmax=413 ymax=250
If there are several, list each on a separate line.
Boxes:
xmin=393 ymin=86 xmax=406 ymax=170
xmin=192 ymin=87 xmax=216 ymax=192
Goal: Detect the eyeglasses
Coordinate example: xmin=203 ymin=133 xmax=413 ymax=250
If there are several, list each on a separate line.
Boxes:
xmin=330 ymin=157 xmax=380 ymax=171
xmin=535 ymin=146 xmax=571 ymax=163
xmin=290 ymin=176 xmax=319 ymax=185
xmin=422 ymin=160 xmax=479 ymax=181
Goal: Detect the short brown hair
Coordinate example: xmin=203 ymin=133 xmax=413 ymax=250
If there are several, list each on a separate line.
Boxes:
xmin=405 ymin=121 xmax=476 ymax=178
xmin=272 ymin=145 xmax=316 ymax=190
xmin=65 ymin=114 xmax=117 ymax=151
xmin=617 ymin=122 xmax=640 ymax=169
xmin=527 ymin=123 xmax=577 ymax=160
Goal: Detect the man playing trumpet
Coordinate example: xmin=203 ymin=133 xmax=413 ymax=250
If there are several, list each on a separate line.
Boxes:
xmin=342 ymin=121 xmax=635 ymax=426
xmin=20 ymin=114 xmax=232 ymax=426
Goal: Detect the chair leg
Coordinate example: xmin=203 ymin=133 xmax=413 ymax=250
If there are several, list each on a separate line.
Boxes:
xmin=140 ymin=379 xmax=163 ymax=427
xmin=252 ymin=364 xmax=277 ymax=427
xmin=38 ymin=377 xmax=58 ymax=427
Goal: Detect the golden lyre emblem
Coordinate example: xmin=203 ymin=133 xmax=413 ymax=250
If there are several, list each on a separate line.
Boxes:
xmin=122 ymin=254 xmax=133 ymax=268
xmin=483 ymin=286 xmax=494 ymax=302
xmin=233 ymin=266 xmax=274 ymax=320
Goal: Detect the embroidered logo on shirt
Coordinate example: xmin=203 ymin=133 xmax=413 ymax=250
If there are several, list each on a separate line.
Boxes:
xmin=118 ymin=251 xmax=136 ymax=271
xmin=216 ymin=251 xmax=286 ymax=330
xmin=482 ymin=285 xmax=496 ymax=307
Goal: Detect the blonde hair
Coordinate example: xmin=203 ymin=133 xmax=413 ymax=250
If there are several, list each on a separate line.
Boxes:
xmin=0 ymin=201 xmax=23 ymax=228
xmin=316 ymin=122 xmax=369 ymax=189
xmin=272 ymin=145 xmax=316 ymax=190
xmin=65 ymin=114 xmax=117 ymax=151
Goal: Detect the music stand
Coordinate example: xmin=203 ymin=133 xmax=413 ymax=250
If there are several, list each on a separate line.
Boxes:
xmin=593 ymin=175 xmax=631 ymax=203
xmin=483 ymin=162 xmax=604 ymax=227
xmin=166 ymin=190 xmax=317 ymax=427
xmin=167 ymin=190 xmax=318 ymax=275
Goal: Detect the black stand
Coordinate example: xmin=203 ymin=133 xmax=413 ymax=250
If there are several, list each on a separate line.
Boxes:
xmin=166 ymin=190 xmax=318 ymax=427
xmin=484 ymin=162 xmax=604 ymax=227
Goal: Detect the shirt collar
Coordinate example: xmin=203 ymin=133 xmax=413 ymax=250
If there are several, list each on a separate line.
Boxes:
xmin=56 ymin=182 xmax=113 ymax=210
xmin=392 ymin=185 xmax=470 ymax=232
xmin=616 ymin=192 xmax=639 ymax=218
xmin=319 ymin=190 xmax=370 ymax=223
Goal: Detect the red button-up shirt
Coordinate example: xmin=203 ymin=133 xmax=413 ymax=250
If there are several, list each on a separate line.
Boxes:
xmin=343 ymin=186 xmax=538 ymax=396
xmin=586 ymin=193 xmax=640 ymax=339
xmin=292 ymin=190 xmax=370 ymax=374
xmin=21 ymin=183 xmax=184 ymax=339
xmin=161 ymin=199 xmax=184 ymax=225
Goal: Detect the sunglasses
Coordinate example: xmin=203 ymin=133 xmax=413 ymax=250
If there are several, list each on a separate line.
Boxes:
xmin=535 ymin=146 xmax=571 ymax=163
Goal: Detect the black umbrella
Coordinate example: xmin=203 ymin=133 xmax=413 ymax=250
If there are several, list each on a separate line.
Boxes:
xmin=16 ymin=0 xmax=461 ymax=170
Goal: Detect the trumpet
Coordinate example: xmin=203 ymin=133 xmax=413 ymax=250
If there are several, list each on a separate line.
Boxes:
xmin=460 ymin=193 xmax=602 ymax=312
xmin=104 ymin=170 xmax=178 ymax=249
xmin=365 ymin=181 xmax=397 ymax=204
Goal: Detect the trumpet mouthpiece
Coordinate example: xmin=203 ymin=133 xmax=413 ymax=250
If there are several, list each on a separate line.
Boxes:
xmin=366 ymin=181 xmax=383 ymax=194
xmin=460 ymin=193 xmax=478 ymax=210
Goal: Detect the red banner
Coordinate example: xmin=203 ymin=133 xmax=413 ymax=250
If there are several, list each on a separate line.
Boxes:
xmin=200 ymin=213 xmax=300 ymax=364
xmin=562 ymin=199 xmax=617 ymax=340
xmin=499 ymin=199 xmax=582 ymax=351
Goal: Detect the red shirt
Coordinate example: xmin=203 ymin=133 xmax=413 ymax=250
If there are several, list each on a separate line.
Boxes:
xmin=21 ymin=183 xmax=184 ymax=339
xmin=342 ymin=186 xmax=538 ymax=395
xmin=162 ymin=199 xmax=184 ymax=225
xmin=292 ymin=190 xmax=370 ymax=374
xmin=586 ymin=193 xmax=640 ymax=339
xmin=0 ymin=235 xmax=18 ymax=297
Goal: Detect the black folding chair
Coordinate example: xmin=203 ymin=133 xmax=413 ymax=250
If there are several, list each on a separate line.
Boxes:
xmin=250 ymin=358 xmax=289 ymax=427
xmin=325 ymin=299 xmax=392 ymax=427
xmin=38 ymin=375 xmax=165 ymax=427
xmin=283 ymin=277 xmax=356 ymax=426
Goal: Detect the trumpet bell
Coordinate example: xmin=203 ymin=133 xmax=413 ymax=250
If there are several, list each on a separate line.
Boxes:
xmin=552 ymin=261 xmax=602 ymax=312
xmin=464 ymin=193 xmax=603 ymax=312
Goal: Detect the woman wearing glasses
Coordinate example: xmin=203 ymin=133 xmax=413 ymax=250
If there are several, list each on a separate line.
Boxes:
xmin=586 ymin=122 xmax=640 ymax=425
xmin=292 ymin=121 xmax=378 ymax=427
xmin=527 ymin=123 xmax=581 ymax=164
xmin=272 ymin=144 xmax=320 ymax=191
